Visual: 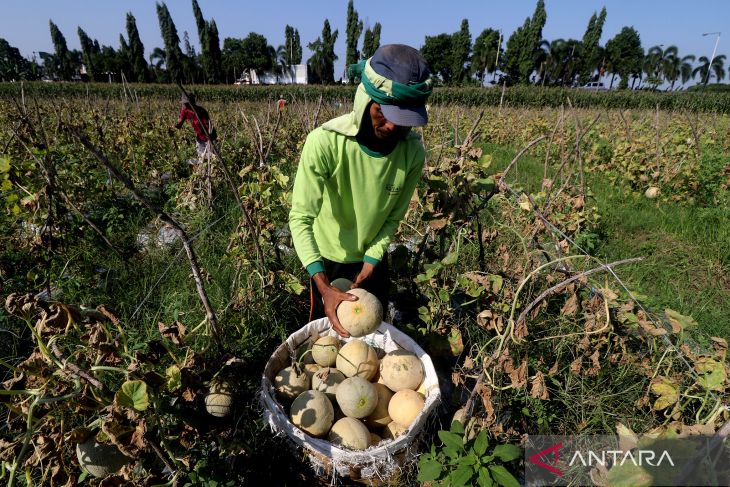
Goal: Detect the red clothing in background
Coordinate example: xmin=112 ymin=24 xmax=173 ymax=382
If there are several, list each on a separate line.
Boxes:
xmin=176 ymin=105 xmax=213 ymax=142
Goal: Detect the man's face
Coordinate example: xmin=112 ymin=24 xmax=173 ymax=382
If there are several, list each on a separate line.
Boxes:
xmin=369 ymin=103 xmax=411 ymax=142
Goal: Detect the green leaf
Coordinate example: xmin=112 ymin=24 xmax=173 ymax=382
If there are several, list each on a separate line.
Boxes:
xmin=439 ymin=430 xmax=464 ymax=450
xmin=488 ymin=465 xmax=520 ymax=487
xmin=116 ymin=380 xmax=149 ymax=411
xmin=492 ymin=444 xmax=521 ymax=462
xmin=473 ymin=430 xmax=489 ymax=456
xmin=605 ymin=462 xmax=653 ymax=486
xmin=444 ymin=446 xmax=460 ymax=460
xmin=664 ymin=308 xmax=698 ymax=332
xmin=442 ymin=251 xmax=458 ymax=265
xmin=166 ymin=365 xmax=181 ymax=392
xmin=458 ymin=453 xmax=478 ymax=467
xmin=417 ymin=459 xmax=443 ymax=482
xmin=478 ymin=468 xmax=494 ymax=487
xmin=0 ymin=157 xmax=10 ymax=174
xmin=696 ymin=357 xmax=727 ymax=391
xmin=279 ymin=272 xmax=305 ymax=295
xmin=474 ymin=177 xmax=496 ymax=192
xmin=450 ymin=420 xmax=465 ymax=434
xmin=451 ymin=465 xmax=475 ymax=486
xmin=650 ymin=377 xmax=679 ymax=411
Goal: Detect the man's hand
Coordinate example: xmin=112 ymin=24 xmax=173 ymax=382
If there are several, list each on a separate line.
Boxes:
xmin=313 ymin=272 xmax=357 ymax=337
xmin=351 ymin=262 xmax=376 ymax=289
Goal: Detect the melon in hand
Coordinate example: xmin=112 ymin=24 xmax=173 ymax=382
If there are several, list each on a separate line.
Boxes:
xmin=336 ymin=288 xmax=383 ymax=337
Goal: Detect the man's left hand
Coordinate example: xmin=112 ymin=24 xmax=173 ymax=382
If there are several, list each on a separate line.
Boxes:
xmin=352 ymin=262 xmax=376 ymax=289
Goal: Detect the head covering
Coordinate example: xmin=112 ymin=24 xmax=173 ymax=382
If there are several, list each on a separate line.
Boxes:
xmin=322 ymin=44 xmax=432 ymax=136
xmin=180 ymin=93 xmax=196 ymax=105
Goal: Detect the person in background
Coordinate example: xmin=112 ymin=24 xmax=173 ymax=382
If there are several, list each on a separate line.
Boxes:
xmin=172 ymin=93 xmax=216 ymax=161
xmin=278 ymin=94 xmax=287 ymax=112
xmin=288 ymin=44 xmax=432 ymax=337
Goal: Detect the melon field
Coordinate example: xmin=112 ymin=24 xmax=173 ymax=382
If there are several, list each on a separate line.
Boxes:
xmin=0 ymin=84 xmax=729 ymax=486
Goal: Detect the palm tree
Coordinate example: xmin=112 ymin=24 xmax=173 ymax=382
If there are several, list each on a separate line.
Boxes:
xmin=149 ymin=48 xmax=166 ymax=70
xmin=693 ymin=55 xmax=726 ymax=85
xmin=538 ymin=38 xmax=568 ymax=86
xmin=641 ymin=45 xmax=664 ymax=89
xmin=662 ymin=47 xmax=695 ymax=90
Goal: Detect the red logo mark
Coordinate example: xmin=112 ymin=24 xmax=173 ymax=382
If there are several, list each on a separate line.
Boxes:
xmin=529 ymin=442 xmax=564 ymax=477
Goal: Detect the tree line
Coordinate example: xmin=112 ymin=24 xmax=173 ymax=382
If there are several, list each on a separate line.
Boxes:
xmin=0 ymin=0 xmax=725 ymax=90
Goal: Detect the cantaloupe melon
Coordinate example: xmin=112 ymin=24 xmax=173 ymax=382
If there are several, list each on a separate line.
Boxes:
xmin=381 ymin=420 xmax=407 ymax=440
xmin=289 ymin=390 xmax=334 ymax=437
xmin=645 ymin=187 xmax=660 ymax=199
xmin=335 ymin=376 xmax=378 ymax=418
xmin=364 ymin=383 xmax=393 ymax=428
xmin=370 ymin=432 xmax=382 ymax=446
xmin=312 ymin=336 xmax=340 ymax=367
xmin=388 ymin=390 xmax=424 ymax=428
xmin=380 ymin=349 xmax=424 ymax=392
xmin=304 ymin=363 xmax=322 ymax=380
xmin=330 ymin=278 xmax=353 ymax=292
xmin=328 ymin=417 xmax=371 ymax=450
xmin=205 ymin=381 xmax=233 ymax=417
xmin=76 ymin=437 xmax=130 ymax=478
xmin=336 ymin=289 xmax=383 ymax=337
xmin=336 ymin=340 xmax=379 ymax=379
xmin=274 ymin=365 xmax=310 ymax=400
xmin=311 ymin=367 xmax=345 ymax=402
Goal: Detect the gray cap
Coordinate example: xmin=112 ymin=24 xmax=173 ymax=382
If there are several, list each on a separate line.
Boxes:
xmin=369 ymin=44 xmax=431 ymax=127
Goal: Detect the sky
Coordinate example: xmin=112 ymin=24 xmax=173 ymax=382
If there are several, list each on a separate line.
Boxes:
xmin=1 ymin=1 xmax=728 ymax=84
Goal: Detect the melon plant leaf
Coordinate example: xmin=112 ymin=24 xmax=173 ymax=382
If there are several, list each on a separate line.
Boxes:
xmin=0 ymin=157 xmax=10 ymax=174
xmin=439 ymin=430 xmax=465 ymax=450
xmin=166 ymin=365 xmax=181 ymax=392
xmin=488 ymin=465 xmax=520 ymax=487
xmin=451 ymin=464 xmax=475 ymax=486
xmin=695 ymin=357 xmax=727 ymax=391
xmin=473 ymin=429 xmax=489 ymax=456
xmin=116 ymin=380 xmax=149 ymax=411
xmin=664 ymin=308 xmax=698 ymax=333
xmin=442 ymin=251 xmax=458 ymax=265
xmin=417 ymin=459 xmax=443 ymax=482
xmin=650 ymin=377 xmax=679 ymax=411
xmin=492 ymin=443 xmax=521 ymax=462
xmin=477 ymin=468 xmax=494 ymax=487
xmin=450 ymin=420 xmax=466 ymax=434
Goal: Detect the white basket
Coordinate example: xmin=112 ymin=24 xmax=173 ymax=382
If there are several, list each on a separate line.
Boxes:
xmin=261 ymin=318 xmax=441 ymax=481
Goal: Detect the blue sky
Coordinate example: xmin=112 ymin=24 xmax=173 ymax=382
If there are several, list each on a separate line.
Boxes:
xmin=1 ymin=1 xmax=728 ymax=83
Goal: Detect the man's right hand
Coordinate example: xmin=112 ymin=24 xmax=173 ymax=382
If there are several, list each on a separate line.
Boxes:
xmin=313 ymin=272 xmax=357 ymax=337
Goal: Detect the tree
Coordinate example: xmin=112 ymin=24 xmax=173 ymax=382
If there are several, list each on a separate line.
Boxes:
xmin=605 ymin=26 xmax=643 ymax=89
xmin=421 ymin=34 xmax=453 ymax=84
xmin=471 ymin=28 xmax=501 ymax=85
xmin=222 ymin=33 xmax=273 ymax=82
xmin=0 ymin=38 xmax=32 ymax=81
xmin=124 ymin=13 xmax=148 ymax=82
xmin=77 ymin=27 xmax=100 ymax=80
xmin=49 ymin=20 xmax=73 ymax=80
xmin=502 ymin=0 xmax=547 ymax=84
xmin=578 ymin=7 xmax=607 ymax=85
xmin=191 ymin=0 xmax=222 ymax=83
xmin=538 ymin=38 xmax=581 ymax=86
xmin=156 ymin=2 xmax=184 ymax=82
xmin=308 ymin=19 xmax=338 ymax=84
xmin=283 ymin=25 xmax=303 ymax=66
xmin=451 ymin=19 xmax=472 ymax=84
xmin=693 ymin=55 xmax=726 ymax=85
xmin=362 ymin=23 xmax=381 ymax=59
xmin=661 ymin=48 xmax=694 ymax=90
xmin=345 ymin=0 xmax=363 ymax=83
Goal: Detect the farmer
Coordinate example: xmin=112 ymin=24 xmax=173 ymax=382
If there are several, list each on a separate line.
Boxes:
xmin=277 ymin=94 xmax=286 ymax=112
xmin=172 ymin=93 xmax=216 ymax=161
xmin=289 ymin=44 xmax=432 ymax=337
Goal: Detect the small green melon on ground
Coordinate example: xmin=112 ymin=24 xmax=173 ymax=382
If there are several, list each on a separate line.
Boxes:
xmin=274 ymin=365 xmax=311 ymax=401
xmin=388 ymin=390 xmax=425 ymax=428
xmin=328 ymin=417 xmax=371 ymax=450
xmin=380 ymin=349 xmax=424 ymax=392
xmin=205 ymin=381 xmax=233 ymax=417
xmin=336 ymin=288 xmax=383 ymax=337
xmin=336 ymin=340 xmax=379 ymax=379
xmin=76 ymin=438 xmax=130 ymax=478
xmin=382 ymin=420 xmax=407 ymax=440
xmin=290 ymin=390 xmax=334 ymax=437
xmin=311 ymin=367 xmax=345 ymax=401
xmin=330 ymin=278 xmax=353 ymax=292
xmin=312 ymin=336 xmax=341 ymax=367
xmin=645 ymin=187 xmax=660 ymax=199
xmin=336 ymin=376 xmax=378 ymax=418
xmin=364 ymin=383 xmax=394 ymax=428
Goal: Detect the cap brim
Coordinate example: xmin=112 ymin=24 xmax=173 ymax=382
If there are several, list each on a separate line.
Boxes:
xmin=380 ymin=104 xmax=428 ymax=127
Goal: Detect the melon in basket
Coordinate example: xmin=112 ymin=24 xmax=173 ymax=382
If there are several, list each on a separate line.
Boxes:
xmin=336 ymin=340 xmax=379 ymax=379
xmin=290 ymin=390 xmax=334 ymax=437
xmin=336 ymin=288 xmax=383 ymax=337
xmin=382 ymin=420 xmax=407 ymax=440
xmin=311 ymin=367 xmax=345 ymax=402
xmin=76 ymin=437 xmax=130 ymax=478
xmin=380 ymin=349 xmax=424 ymax=392
xmin=274 ymin=365 xmax=310 ymax=400
xmin=328 ymin=417 xmax=371 ymax=450
xmin=335 ymin=376 xmax=378 ymax=418
xmin=204 ymin=381 xmax=233 ymax=417
xmin=388 ymin=390 xmax=425 ymax=428
xmin=364 ymin=382 xmax=393 ymax=428
xmin=311 ymin=335 xmax=340 ymax=367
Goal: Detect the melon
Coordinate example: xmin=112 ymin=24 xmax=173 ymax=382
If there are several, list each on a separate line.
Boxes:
xmin=311 ymin=367 xmax=345 ymax=402
xmin=336 ymin=377 xmax=378 ymax=418
xmin=382 ymin=420 xmax=407 ymax=440
xmin=328 ymin=417 xmax=371 ymax=450
xmin=330 ymin=278 xmax=353 ymax=292
xmin=364 ymin=383 xmax=393 ymax=428
xmin=205 ymin=381 xmax=233 ymax=417
xmin=645 ymin=187 xmax=660 ymax=199
xmin=312 ymin=336 xmax=341 ymax=367
xmin=388 ymin=390 xmax=425 ymax=428
xmin=304 ymin=363 xmax=322 ymax=380
xmin=370 ymin=432 xmax=382 ymax=446
xmin=76 ymin=438 xmax=130 ymax=478
xmin=336 ymin=340 xmax=379 ymax=379
xmin=274 ymin=365 xmax=310 ymax=401
xmin=380 ymin=350 xmax=424 ymax=392
xmin=289 ymin=390 xmax=334 ymax=437
xmin=336 ymin=288 xmax=383 ymax=337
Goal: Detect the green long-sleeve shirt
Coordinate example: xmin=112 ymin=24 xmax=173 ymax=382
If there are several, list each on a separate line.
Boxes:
xmin=289 ymin=126 xmax=425 ymax=276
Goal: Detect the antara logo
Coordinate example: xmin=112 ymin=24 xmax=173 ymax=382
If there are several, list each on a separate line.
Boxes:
xmin=529 ymin=443 xmax=564 ymax=477
xmin=569 ymin=450 xmax=674 ymax=467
